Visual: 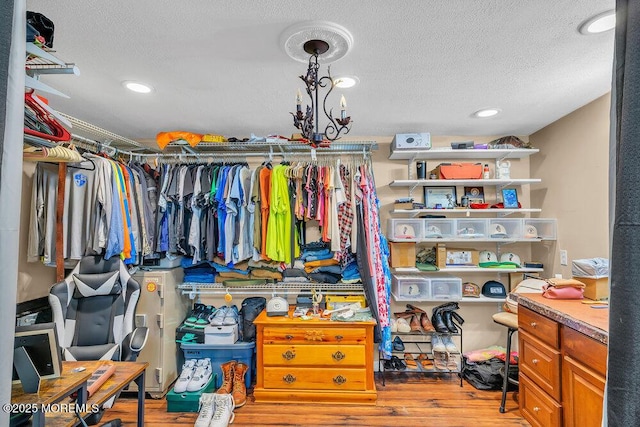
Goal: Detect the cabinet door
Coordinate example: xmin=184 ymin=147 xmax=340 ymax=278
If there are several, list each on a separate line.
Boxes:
xmin=562 ymin=355 xmax=605 ymax=427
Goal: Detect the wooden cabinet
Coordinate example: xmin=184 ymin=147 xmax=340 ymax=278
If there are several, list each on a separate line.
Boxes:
xmin=518 ymin=305 xmax=607 ymax=427
xmin=253 ymin=310 xmax=377 ymax=404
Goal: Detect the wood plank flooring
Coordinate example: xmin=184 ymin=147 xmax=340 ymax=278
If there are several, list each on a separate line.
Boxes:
xmin=104 ymin=372 xmax=528 ymax=426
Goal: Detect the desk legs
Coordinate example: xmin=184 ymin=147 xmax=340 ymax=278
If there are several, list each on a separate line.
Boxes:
xmin=134 ymin=371 xmax=145 ymax=427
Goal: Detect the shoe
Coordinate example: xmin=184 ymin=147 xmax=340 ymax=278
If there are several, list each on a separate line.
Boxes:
xmin=404 ymin=353 xmax=419 ymax=371
xmin=431 ymin=310 xmax=449 ymax=333
xmin=406 ymin=304 xmax=426 ymax=314
xmin=209 ymin=393 xmax=235 ymax=427
xmin=187 ymin=358 xmax=213 ymax=392
xmin=396 ymin=318 xmax=411 ymax=333
xmin=391 ymin=355 xmax=406 ymax=371
xmin=431 ymin=334 xmax=446 ymax=352
xmin=223 ymin=306 xmax=239 ymax=326
xmin=392 ymin=336 xmax=405 ymax=352
xmin=186 ymin=305 xmax=216 ymax=329
xmin=420 ymin=313 xmax=435 ymax=332
xmin=409 ymin=314 xmax=422 ymax=332
xmin=451 ymin=311 xmax=465 ymax=326
xmin=441 ymin=335 xmax=459 ymax=353
xmin=216 ymin=361 xmax=237 ymax=394
xmin=390 ymin=318 xmax=398 ymax=333
xmin=442 ymin=310 xmax=459 ymax=334
xmin=194 ymin=393 xmax=216 ymax=427
xmin=417 ymin=354 xmax=434 ymax=371
xmin=173 ymin=359 xmax=197 ymax=393
xmin=209 ymin=307 xmax=229 ymax=326
xmin=232 ymin=362 xmax=248 ymax=408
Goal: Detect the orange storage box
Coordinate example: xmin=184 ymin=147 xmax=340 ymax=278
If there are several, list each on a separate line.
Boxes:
xmin=431 ymin=163 xmax=483 ymax=179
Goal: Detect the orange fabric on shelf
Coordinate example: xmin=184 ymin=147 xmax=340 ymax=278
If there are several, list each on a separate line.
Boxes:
xmin=304 ymin=258 xmax=339 ymax=273
xmin=156 ymin=131 xmax=204 ymax=149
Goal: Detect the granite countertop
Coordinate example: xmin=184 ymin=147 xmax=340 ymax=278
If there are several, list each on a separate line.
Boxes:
xmin=515 ymin=293 xmax=609 ymax=345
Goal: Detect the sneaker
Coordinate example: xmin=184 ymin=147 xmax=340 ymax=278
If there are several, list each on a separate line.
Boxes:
xmin=441 ymin=335 xmax=459 ymax=353
xmin=222 ymin=306 xmax=239 ymax=326
xmin=392 ymin=336 xmax=405 ymax=352
xmin=187 ymin=358 xmax=213 ymax=392
xmin=173 ymin=359 xmax=197 ymax=393
xmin=209 ymin=394 xmax=235 ymax=427
xmin=431 ymin=334 xmax=446 ymax=352
xmin=186 ymin=305 xmax=216 ymax=329
xmin=194 ymin=393 xmax=216 ymax=427
xmin=183 ymin=303 xmax=206 ymax=327
xmin=209 ymin=306 xmax=228 ymax=326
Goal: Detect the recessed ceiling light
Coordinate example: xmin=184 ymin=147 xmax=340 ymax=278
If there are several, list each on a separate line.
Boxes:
xmin=579 ymin=10 xmax=616 ymax=35
xmin=123 ymin=81 xmax=154 ymax=94
xmin=473 ymin=108 xmax=501 ymax=118
xmin=334 ymin=75 xmax=360 ymax=88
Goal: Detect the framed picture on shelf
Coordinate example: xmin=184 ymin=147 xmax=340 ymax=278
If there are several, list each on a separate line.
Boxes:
xmin=502 ymin=188 xmax=519 ymax=208
xmin=424 ymin=186 xmax=457 ymax=209
xmin=463 ymin=186 xmax=485 ymax=204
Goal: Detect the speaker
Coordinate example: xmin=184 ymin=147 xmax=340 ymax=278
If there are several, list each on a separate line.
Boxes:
xmin=391 ymin=133 xmax=431 ymax=150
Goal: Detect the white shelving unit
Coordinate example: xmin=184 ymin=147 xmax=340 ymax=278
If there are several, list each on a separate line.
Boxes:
xmin=387 ymin=145 xmax=553 ymax=302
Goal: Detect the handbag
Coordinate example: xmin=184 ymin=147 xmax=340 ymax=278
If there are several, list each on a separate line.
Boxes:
xmin=542 ymin=278 xmax=585 ymax=299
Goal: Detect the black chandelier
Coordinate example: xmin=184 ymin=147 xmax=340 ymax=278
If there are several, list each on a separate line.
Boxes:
xmin=291 ymin=39 xmax=352 ymax=147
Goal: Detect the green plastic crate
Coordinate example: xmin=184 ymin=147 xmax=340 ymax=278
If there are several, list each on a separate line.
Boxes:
xmin=166 ymin=374 xmax=217 ymax=412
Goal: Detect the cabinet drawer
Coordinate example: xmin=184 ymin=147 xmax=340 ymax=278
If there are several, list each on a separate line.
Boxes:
xmin=519 ymin=330 xmax=562 ymax=401
xmin=263 ymin=344 xmax=365 ymax=367
xmin=520 ymin=373 xmax=562 ymax=427
xmin=263 ymin=367 xmax=367 ymax=391
xmin=519 ymin=306 xmax=559 ymax=348
xmin=562 ymin=326 xmax=607 ymax=377
xmin=262 ymin=327 xmax=366 ymax=344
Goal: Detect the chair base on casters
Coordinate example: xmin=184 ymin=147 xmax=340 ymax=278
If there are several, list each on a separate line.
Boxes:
xmin=492 ymin=312 xmax=519 ymax=414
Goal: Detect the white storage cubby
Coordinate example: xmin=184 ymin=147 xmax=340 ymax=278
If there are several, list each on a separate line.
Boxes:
xmin=524 ymin=218 xmax=557 ymax=240
xmin=424 ymin=218 xmax=455 ymax=239
xmin=387 ymin=218 xmax=424 ymax=240
xmin=455 ymin=218 xmax=488 ymax=239
xmin=430 ymin=277 xmax=463 ymax=301
xmin=392 ymin=275 xmax=430 ymax=300
xmin=488 ymin=218 xmax=523 ymax=239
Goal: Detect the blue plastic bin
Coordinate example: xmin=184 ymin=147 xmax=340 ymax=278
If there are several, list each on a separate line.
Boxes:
xmin=181 ymin=342 xmax=255 ymax=389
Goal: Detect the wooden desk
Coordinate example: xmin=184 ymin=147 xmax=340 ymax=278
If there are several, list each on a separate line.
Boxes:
xmin=46 ymin=361 xmax=148 ymax=427
xmin=11 ymin=367 xmax=90 ymax=427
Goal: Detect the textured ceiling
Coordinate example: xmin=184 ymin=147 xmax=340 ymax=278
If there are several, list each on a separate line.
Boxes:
xmin=26 ymin=0 xmax=615 ymax=143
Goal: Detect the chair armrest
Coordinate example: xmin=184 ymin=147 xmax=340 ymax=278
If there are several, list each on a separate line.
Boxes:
xmin=121 ymin=327 xmax=149 ymax=361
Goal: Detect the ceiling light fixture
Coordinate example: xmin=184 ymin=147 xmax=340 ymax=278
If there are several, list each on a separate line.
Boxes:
xmin=473 ymin=108 xmax=501 ymax=118
xmin=291 ymin=39 xmax=352 ymax=146
xmin=579 ymin=10 xmax=616 ymax=35
xmin=123 ymin=81 xmax=154 ymax=94
xmin=334 ymin=75 xmax=359 ymax=88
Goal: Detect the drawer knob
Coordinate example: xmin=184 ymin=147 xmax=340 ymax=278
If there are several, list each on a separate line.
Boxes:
xmin=332 ymin=351 xmax=346 ymax=362
xmin=285 ymin=334 xmax=294 ymax=341
xmin=532 ymin=358 xmax=539 ymax=365
xmin=333 ymin=375 xmax=347 ymax=385
xmin=533 ymin=406 xmax=540 ymax=412
xmin=530 ymin=322 xmax=537 ymax=328
xmin=283 ymin=374 xmax=296 ymax=384
xmin=282 ymin=350 xmax=296 ymax=360
xmin=335 ymin=335 xmax=344 ymax=341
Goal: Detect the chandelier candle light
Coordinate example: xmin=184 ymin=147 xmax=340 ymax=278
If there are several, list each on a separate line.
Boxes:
xmin=291 ymin=39 xmax=352 ymax=147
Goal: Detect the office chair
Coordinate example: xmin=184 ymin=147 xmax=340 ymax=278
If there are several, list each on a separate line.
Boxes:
xmin=48 ymin=255 xmax=149 ymax=426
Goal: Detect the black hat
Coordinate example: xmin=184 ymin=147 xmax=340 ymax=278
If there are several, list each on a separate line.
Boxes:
xmin=482 ymin=280 xmax=507 ymax=298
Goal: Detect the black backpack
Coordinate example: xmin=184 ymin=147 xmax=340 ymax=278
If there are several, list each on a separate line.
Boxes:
xmin=239 ymin=297 xmax=266 ymax=342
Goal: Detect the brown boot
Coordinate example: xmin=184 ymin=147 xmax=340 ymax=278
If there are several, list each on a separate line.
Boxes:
xmin=216 ymin=360 xmax=236 ymax=394
xmin=232 ymin=362 xmax=248 ymax=407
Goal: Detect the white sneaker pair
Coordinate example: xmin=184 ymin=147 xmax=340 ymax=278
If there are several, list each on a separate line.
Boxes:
xmin=209 ymin=306 xmax=239 ymax=326
xmin=195 ymin=393 xmax=235 ymax=427
xmin=174 ymin=358 xmax=213 ymax=393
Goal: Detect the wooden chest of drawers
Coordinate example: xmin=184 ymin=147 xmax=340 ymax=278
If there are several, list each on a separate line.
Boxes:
xmin=518 ymin=303 xmax=607 ymax=427
xmin=253 ymin=309 xmax=377 ymax=404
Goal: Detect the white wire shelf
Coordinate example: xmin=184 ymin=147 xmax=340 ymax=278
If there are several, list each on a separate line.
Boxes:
xmin=389 ymin=208 xmax=542 ymax=218
xmin=179 ymin=282 xmax=366 ymax=298
xmin=388 ymin=148 xmax=539 ymax=160
xmin=392 ymin=267 xmax=544 ymax=274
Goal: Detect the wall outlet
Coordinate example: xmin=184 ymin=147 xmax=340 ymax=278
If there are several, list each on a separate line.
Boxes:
xmin=560 ymin=250 xmax=568 ymax=266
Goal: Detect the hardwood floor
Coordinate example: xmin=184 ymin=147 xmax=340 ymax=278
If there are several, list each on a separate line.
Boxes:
xmin=105 ymin=373 xmax=528 ymax=426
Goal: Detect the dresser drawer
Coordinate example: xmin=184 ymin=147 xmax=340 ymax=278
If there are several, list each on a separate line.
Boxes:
xmin=520 ymin=373 xmax=562 ymax=427
xmin=262 ymin=326 xmax=366 ymax=344
xmin=263 ymin=344 xmax=365 ymax=367
xmin=263 ymin=367 xmax=367 ymax=391
xmin=519 ymin=306 xmax=560 ymax=348
xmin=519 ymin=330 xmax=562 ymax=401
xmin=562 ymin=326 xmax=607 ymax=377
